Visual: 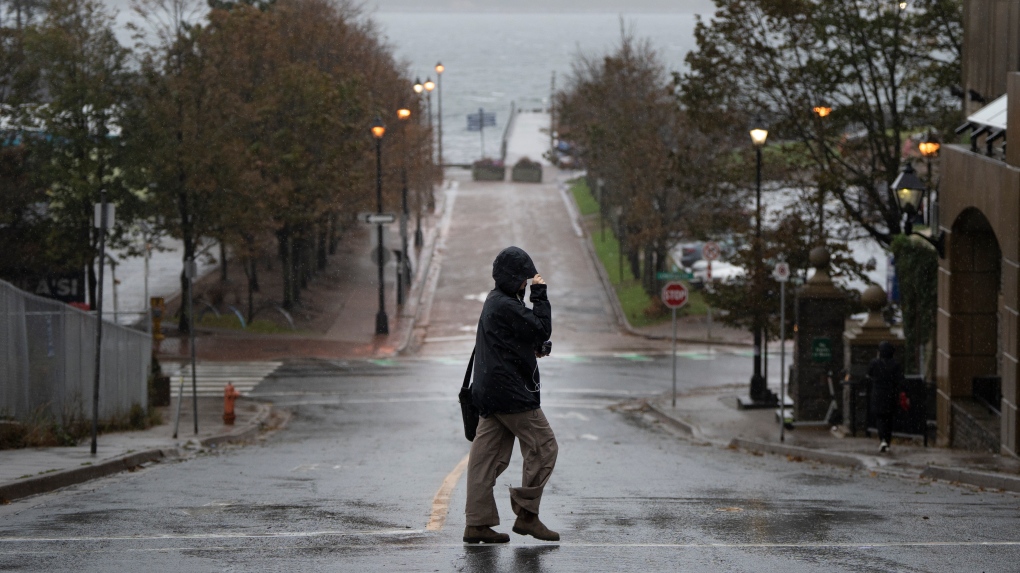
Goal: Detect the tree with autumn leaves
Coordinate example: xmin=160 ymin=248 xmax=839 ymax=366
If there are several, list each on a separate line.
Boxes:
xmin=129 ymin=0 xmax=431 ymax=329
xmin=0 ymin=0 xmax=433 ymax=331
xmin=559 ymin=2 xmax=959 ymax=347
xmin=556 ymin=31 xmax=738 ymax=299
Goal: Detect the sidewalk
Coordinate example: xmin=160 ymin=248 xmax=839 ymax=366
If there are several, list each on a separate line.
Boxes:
xmin=0 ymin=396 xmax=280 ymax=503
xmin=643 ymin=385 xmax=1020 ymax=493
xmin=154 ymin=185 xmax=449 ymax=363
xmin=0 ymin=180 xmax=452 ymax=503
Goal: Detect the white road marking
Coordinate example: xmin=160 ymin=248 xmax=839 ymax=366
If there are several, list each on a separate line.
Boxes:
xmin=553 ymin=412 xmax=590 ymax=421
xmin=162 ymin=362 xmax=282 ymax=396
xmin=4 ymin=538 xmax=1020 ymax=551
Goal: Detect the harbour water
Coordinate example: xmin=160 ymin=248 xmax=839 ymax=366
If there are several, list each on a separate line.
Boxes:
xmin=373 ymin=11 xmax=703 ymax=164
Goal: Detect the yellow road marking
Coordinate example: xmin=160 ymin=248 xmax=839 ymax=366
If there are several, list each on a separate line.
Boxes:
xmin=426 ymin=454 xmax=469 ymax=531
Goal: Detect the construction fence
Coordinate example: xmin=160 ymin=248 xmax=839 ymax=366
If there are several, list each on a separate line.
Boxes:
xmin=0 ymin=279 xmax=150 ymax=423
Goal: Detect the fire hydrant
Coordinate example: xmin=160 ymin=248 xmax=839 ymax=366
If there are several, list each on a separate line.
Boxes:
xmin=223 ymin=382 xmax=241 ymax=425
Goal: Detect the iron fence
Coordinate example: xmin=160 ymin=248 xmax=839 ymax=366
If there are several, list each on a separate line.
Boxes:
xmin=0 ymin=279 xmax=150 ymax=423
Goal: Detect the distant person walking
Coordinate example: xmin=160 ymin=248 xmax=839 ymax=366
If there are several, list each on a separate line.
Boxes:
xmin=868 ymin=341 xmax=903 ymax=453
xmin=464 ymin=246 xmax=559 ymax=544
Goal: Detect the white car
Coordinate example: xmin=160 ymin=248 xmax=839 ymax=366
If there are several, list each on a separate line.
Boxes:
xmin=689 ymin=260 xmax=745 ymax=287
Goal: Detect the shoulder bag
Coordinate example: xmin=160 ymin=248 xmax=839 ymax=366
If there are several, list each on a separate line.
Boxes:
xmin=459 ymin=348 xmax=479 ymax=441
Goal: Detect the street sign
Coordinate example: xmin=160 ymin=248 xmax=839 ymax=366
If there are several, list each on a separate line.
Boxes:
xmin=467 ymin=109 xmax=496 ymax=131
xmin=702 ymin=241 xmax=721 ymax=261
xmin=93 ymin=202 xmax=115 ymax=228
xmin=358 ymin=212 xmax=396 ymax=224
xmin=811 ymin=337 xmax=833 ymax=363
xmin=661 ymin=281 xmax=689 ymax=309
xmin=657 ymin=271 xmax=694 ymax=281
xmin=773 ymin=261 xmax=791 ymax=282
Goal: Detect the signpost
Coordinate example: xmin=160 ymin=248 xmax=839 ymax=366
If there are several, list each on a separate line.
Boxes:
xmin=702 ymin=241 xmax=721 ymax=282
xmin=467 ymin=108 xmax=497 ymax=158
xmin=700 ymin=242 xmax=721 ymax=342
xmin=90 ymin=190 xmax=112 ymax=455
xmin=773 ymin=260 xmax=790 ymax=441
xmin=661 ymin=281 xmax=689 ymax=408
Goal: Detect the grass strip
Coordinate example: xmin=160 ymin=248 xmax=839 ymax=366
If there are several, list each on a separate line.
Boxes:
xmin=570 ymin=178 xmax=708 ymax=326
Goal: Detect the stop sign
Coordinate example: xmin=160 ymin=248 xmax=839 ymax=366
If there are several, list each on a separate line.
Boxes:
xmin=661 ymin=281 xmax=688 ymax=309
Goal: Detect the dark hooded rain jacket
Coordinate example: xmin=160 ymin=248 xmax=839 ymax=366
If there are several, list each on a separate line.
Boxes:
xmin=868 ymin=341 xmax=903 ymax=417
xmin=472 ymin=246 xmax=552 ymax=417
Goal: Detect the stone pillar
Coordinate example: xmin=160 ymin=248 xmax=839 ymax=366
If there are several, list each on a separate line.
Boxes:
xmin=792 ymin=247 xmax=847 ymax=421
xmin=841 ymin=285 xmax=905 ymax=435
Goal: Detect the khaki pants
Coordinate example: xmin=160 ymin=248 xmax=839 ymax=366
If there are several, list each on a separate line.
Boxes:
xmin=465 ymin=408 xmax=558 ymax=527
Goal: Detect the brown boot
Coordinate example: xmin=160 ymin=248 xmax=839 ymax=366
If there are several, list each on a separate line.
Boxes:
xmin=463 ymin=525 xmax=510 ymax=544
xmin=512 ymin=510 xmax=560 ymax=541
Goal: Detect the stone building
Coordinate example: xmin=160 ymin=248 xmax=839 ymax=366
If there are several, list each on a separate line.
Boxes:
xmin=936 ymin=0 xmax=1020 ymax=453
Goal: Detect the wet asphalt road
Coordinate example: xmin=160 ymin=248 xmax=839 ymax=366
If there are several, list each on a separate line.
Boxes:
xmin=2 ymin=356 xmax=1020 ymax=572
xmin=3 ymin=173 xmax=1019 ymax=571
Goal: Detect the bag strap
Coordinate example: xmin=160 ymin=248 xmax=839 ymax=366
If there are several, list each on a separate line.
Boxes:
xmin=462 ymin=348 xmax=476 ymax=390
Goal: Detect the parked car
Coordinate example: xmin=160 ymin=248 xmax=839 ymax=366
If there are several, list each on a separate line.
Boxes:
xmin=688 ymin=259 xmax=745 ymax=289
xmin=673 ymin=242 xmax=703 ymax=268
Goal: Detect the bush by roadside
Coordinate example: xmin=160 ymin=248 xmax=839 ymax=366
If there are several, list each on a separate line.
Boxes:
xmin=0 ymin=403 xmax=162 ymax=451
xmin=569 ymin=178 xmax=708 ymax=326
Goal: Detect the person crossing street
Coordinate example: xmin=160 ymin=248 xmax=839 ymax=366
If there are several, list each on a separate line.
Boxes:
xmin=463 ymin=246 xmax=559 ymax=544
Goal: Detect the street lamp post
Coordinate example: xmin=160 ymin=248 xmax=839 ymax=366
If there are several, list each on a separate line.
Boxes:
xmin=423 ymin=77 xmax=435 ymax=134
xmin=892 ymin=162 xmax=945 ymax=257
xmin=371 ymin=116 xmax=389 ymax=335
xmin=918 ymin=133 xmax=941 ymax=223
xmin=741 ymin=118 xmax=778 ymax=408
xmin=413 ymin=78 xmax=425 ymax=248
xmin=397 ymin=107 xmax=411 ymax=306
xmin=435 ymin=62 xmax=444 ymax=169
xmin=812 ymin=102 xmax=832 ymax=242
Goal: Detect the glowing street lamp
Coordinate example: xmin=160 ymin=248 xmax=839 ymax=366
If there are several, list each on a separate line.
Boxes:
xmin=741 ymin=116 xmax=777 ymax=408
xmin=812 ymin=102 xmax=833 ymax=239
xmin=891 ymin=163 xmax=945 ymax=257
xmin=435 ymin=62 xmax=444 ymax=168
xmin=423 ymin=77 xmax=435 ymax=134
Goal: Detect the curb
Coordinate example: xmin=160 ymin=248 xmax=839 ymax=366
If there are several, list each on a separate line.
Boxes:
xmin=0 ymin=403 xmax=276 ymax=503
xmin=0 ymin=448 xmax=173 ymax=503
xmin=645 ymin=401 xmax=697 ymax=437
xmin=920 ymin=465 xmax=1020 ymax=493
xmin=395 ymin=186 xmax=446 ymax=355
xmin=728 ymin=438 xmax=866 ymax=469
xmin=648 ymin=394 xmax=1020 ymax=494
xmin=646 ymin=399 xmax=862 ymax=468
xmin=199 ymin=402 xmax=275 ymax=449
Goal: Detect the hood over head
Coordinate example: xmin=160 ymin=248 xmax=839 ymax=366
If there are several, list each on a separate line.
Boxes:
xmin=492 ymin=246 xmax=538 ymax=295
xmin=879 ymin=341 xmax=895 ymax=360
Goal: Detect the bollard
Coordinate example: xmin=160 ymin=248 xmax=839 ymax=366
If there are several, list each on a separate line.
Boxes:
xmin=223 ymin=382 xmax=241 ymax=425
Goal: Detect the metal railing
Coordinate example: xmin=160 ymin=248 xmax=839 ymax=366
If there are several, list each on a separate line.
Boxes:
xmin=499 ymin=101 xmax=517 ymax=163
xmin=0 ymin=279 xmax=150 ymax=422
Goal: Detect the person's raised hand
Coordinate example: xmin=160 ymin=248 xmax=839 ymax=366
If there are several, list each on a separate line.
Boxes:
xmin=532 ymin=274 xmax=545 ymax=285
